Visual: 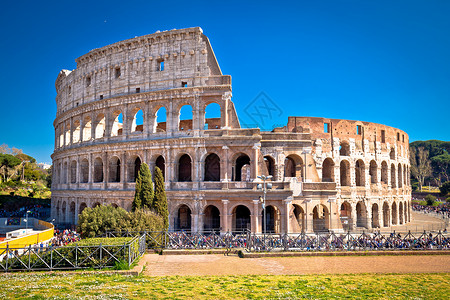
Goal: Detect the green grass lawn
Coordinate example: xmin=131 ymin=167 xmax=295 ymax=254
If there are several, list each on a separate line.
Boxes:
xmin=0 ymin=273 xmax=448 ymax=299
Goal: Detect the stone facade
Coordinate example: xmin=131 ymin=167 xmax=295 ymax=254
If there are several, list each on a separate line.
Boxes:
xmin=51 ymin=27 xmax=411 ymax=233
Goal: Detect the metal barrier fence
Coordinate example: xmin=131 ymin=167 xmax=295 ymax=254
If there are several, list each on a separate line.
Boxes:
xmin=0 ymin=234 xmax=146 ymax=272
xmin=102 ymin=230 xmax=450 ymax=252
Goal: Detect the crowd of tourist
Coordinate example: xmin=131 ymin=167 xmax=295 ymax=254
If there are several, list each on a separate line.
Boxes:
xmin=51 ymin=229 xmax=80 ymax=247
xmin=412 ymin=203 xmax=450 ymax=218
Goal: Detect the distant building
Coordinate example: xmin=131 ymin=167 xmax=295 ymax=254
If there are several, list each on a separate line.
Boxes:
xmin=51 ymin=27 xmax=411 ymax=233
xmin=37 ymin=163 xmax=51 ymax=170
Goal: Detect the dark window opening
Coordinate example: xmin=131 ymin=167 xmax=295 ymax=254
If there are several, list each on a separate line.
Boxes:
xmin=324 ymin=123 xmax=330 ymax=133
xmin=356 ymin=125 xmax=362 ymax=135
xmin=100 ymin=95 xmax=104 ymax=100
xmin=115 ymin=67 xmax=121 ymax=79
xmin=158 ymin=59 xmax=164 ymax=71
xmin=182 ymin=81 xmax=187 ymax=87
xmin=381 ymin=130 xmax=386 ymax=143
xmin=136 ymin=87 xmax=140 ymax=93
xmin=397 ymin=132 xmax=400 ymax=141
xmin=68 ymin=86 xmax=71 ymax=94
xmin=402 ymin=134 xmax=404 ymax=142
xmin=86 ymin=76 xmax=91 ymax=87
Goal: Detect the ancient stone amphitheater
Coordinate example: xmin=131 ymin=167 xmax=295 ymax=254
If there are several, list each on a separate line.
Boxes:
xmin=51 ymin=27 xmax=411 ymax=233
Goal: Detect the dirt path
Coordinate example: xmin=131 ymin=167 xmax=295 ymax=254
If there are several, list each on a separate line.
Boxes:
xmin=141 ymin=254 xmax=450 ymax=276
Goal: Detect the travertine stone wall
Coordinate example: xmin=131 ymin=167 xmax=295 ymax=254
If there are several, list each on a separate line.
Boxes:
xmin=52 ymin=28 xmax=411 ymax=233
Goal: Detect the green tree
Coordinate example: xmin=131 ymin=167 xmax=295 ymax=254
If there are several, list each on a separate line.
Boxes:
xmin=0 ymin=153 xmax=21 ymax=182
xmin=425 ymin=194 xmax=436 ymax=206
xmin=410 ymin=147 xmax=432 ymax=192
xmin=153 ymin=166 xmax=168 ymax=230
xmin=132 ymin=163 xmax=153 ymax=211
xmin=440 ymin=181 xmax=450 ymax=196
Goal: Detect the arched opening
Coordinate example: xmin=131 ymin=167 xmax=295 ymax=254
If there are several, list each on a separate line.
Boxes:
xmin=61 ymin=201 xmax=66 ymax=223
xmin=403 ymin=165 xmax=407 ymax=187
xmin=398 ymin=163 xmax=403 ymax=188
xmin=369 ymin=160 xmax=377 ymax=184
xmin=178 ymin=105 xmax=193 ymax=131
xmin=234 ymin=154 xmax=251 ymax=181
xmin=178 ymin=154 xmax=192 ymax=182
xmin=391 ymin=164 xmax=396 ymax=188
xmin=79 ymin=202 xmax=87 ymax=215
xmin=82 ymin=116 xmax=92 ymax=141
xmin=58 ymin=126 xmax=64 ymax=148
xmin=155 ymin=155 xmax=165 ymax=179
xmin=292 ymin=204 xmax=305 ymax=232
xmin=204 ymin=102 xmax=221 ymax=130
xmin=284 ymin=155 xmax=303 ymax=179
xmin=383 ymin=202 xmax=390 ymax=227
xmin=372 ymin=203 xmax=379 ymax=228
xmin=381 ymin=161 xmax=388 ymax=184
xmin=313 ymin=204 xmax=329 ymax=232
xmin=292 ymin=126 xmax=303 ymax=133
xmin=340 ymin=160 xmax=350 ymax=186
xmin=62 ymin=162 xmax=68 ymax=184
xmin=154 ymin=107 xmax=167 ymax=132
xmin=131 ymin=109 xmax=144 ymax=133
xmin=356 ymin=201 xmax=367 ymax=228
xmin=175 ymin=204 xmax=191 ymax=231
xmin=261 ymin=205 xmax=280 ymax=233
xmin=94 ymin=113 xmax=105 ymax=139
xmin=70 ymin=160 xmax=77 ymax=184
xmin=264 ymin=156 xmax=276 ymax=178
xmin=80 ymin=159 xmax=89 ymax=183
xmin=405 ymin=202 xmax=409 ymax=223
xmin=73 ymin=120 xmax=81 ymax=143
xmin=65 ymin=121 xmax=71 ymax=146
xmin=93 ymin=202 xmax=101 ymax=208
xmin=340 ymin=201 xmax=352 ymax=231
xmin=322 ymin=158 xmax=334 ymax=182
xmin=355 ymin=160 xmax=365 ymax=187
xmin=203 ymin=205 xmax=220 ymax=231
xmin=390 ymin=148 xmax=395 ymax=160
xmin=111 ymin=203 xmax=118 ymax=208
xmin=399 ymin=202 xmax=404 ymax=224
xmin=339 ymin=141 xmax=350 ymax=156
xmin=128 ymin=156 xmax=141 ymax=182
xmin=232 ymin=205 xmax=251 ymax=232
xmin=94 ymin=157 xmax=103 ymax=183
xmin=69 ymin=202 xmax=76 ymax=224
xmin=108 ymin=156 xmax=121 ymax=182
xmin=111 ymin=111 xmax=123 ymax=136
xmin=392 ymin=202 xmax=398 ymax=225
xmin=204 ymin=153 xmax=220 ymax=181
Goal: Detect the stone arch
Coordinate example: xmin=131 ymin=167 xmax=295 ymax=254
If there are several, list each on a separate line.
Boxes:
xmin=390 ymin=148 xmax=395 ymax=160
xmin=69 ymin=201 xmax=76 ymax=225
xmin=339 ymin=141 xmax=350 ymax=156
xmin=403 ymin=165 xmax=407 ymax=187
xmin=82 ymin=116 xmax=92 ymax=141
xmin=128 ymin=155 xmax=142 ymax=182
xmin=111 ymin=203 xmax=118 ymax=208
xmin=154 ymin=106 xmax=167 ymax=133
xmin=73 ymin=119 xmax=81 ymax=143
xmin=204 ymin=153 xmax=220 ymax=181
xmin=340 ymin=201 xmax=352 ymax=231
xmin=313 ymin=204 xmax=329 ymax=232
xmin=355 ymin=159 xmax=365 ymax=186
xmin=261 ymin=205 xmax=281 ymax=233
xmin=372 ymin=203 xmax=380 ymax=228
xmin=392 ymin=202 xmax=398 ymax=225
xmin=62 ymin=161 xmax=68 ymax=184
xmin=398 ymin=163 xmax=403 ymax=188
xmin=322 ymin=157 xmax=335 ymax=182
xmin=381 ymin=161 xmax=388 ymax=184
xmin=64 ymin=120 xmax=71 ymax=146
xmin=178 ymin=154 xmax=192 ymax=182
xmin=110 ymin=110 xmax=123 ymax=136
xmin=93 ymin=157 xmax=104 ymax=183
xmin=369 ymin=160 xmax=377 ymax=184
xmin=61 ymin=201 xmax=66 ymax=223
xmin=391 ymin=164 xmax=396 ymax=188
xmin=174 ymin=204 xmax=192 ymax=231
xmin=92 ymin=202 xmax=101 ymax=208
xmin=356 ymin=201 xmax=367 ymax=228
xmin=291 ymin=204 xmax=305 ymax=232
xmin=80 ymin=158 xmax=89 ymax=183
xmin=232 ymin=204 xmax=251 ymax=232
xmin=284 ymin=154 xmax=303 ymax=179
xmin=131 ymin=108 xmax=144 ymax=133
xmin=178 ymin=104 xmax=193 ymax=131
xmin=108 ymin=156 xmax=121 ymax=182
xmin=233 ymin=153 xmax=251 ymax=181
xmin=155 ymin=155 xmax=165 ymax=179
xmin=382 ymin=201 xmax=390 ymax=227
xmin=203 ymin=205 xmax=220 ymax=231
xmin=79 ymin=202 xmax=87 ymax=215
xmin=263 ymin=155 xmax=276 ymax=178
xmin=94 ymin=113 xmax=105 ymax=139
xmin=340 ymin=160 xmax=351 ymax=186
xmin=204 ymin=102 xmax=221 ymax=130
xmin=70 ymin=160 xmax=77 ymax=184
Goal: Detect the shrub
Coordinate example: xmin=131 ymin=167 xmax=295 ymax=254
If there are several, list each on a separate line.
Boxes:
xmin=425 ymin=194 xmax=437 ymax=206
xmin=440 ymin=181 xmax=450 ymax=196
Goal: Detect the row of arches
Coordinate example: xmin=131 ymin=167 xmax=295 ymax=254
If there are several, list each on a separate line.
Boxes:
xmin=339 ymin=142 xmax=401 ymax=161
xmin=56 ymin=102 xmax=222 ymax=148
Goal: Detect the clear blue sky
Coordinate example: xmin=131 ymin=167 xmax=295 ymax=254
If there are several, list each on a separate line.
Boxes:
xmin=1 ymin=0 xmax=449 ymax=163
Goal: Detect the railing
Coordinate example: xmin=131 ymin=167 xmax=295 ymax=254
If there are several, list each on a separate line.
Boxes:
xmin=0 ymin=235 xmax=146 ymax=272
xmin=100 ymin=230 xmax=450 ymax=252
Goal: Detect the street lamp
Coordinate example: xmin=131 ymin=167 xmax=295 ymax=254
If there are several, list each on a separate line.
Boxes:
xmin=257 ymin=175 xmax=273 ymax=240
xmin=25 ymin=210 xmax=31 ymax=231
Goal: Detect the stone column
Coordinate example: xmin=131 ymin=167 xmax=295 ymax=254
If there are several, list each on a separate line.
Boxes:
xmin=221 ymin=200 xmax=229 ymax=233
xmin=283 ymin=198 xmax=292 ymax=234
xmin=328 ymin=197 xmax=336 ymax=231
xmin=121 ymin=152 xmax=126 ymax=187
xmin=103 ymin=151 xmax=108 ymax=190
xmin=351 ymin=203 xmax=357 ymax=230
xmin=252 ymin=199 xmax=260 ymax=233
xmin=303 ymin=199 xmax=312 ymax=233
xmin=221 ymin=146 xmax=229 ymax=183
xmin=252 ymin=143 xmax=260 ymax=181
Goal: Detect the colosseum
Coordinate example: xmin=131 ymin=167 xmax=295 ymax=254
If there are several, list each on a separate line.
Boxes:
xmin=51 ymin=27 xmax=411 ymax=233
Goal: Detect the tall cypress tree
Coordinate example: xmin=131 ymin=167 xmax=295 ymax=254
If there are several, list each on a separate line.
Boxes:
xmin=153 ymin=166 xmax=168 ymax=230
xmin=132 ymin=163 xmax=153 ymax=211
